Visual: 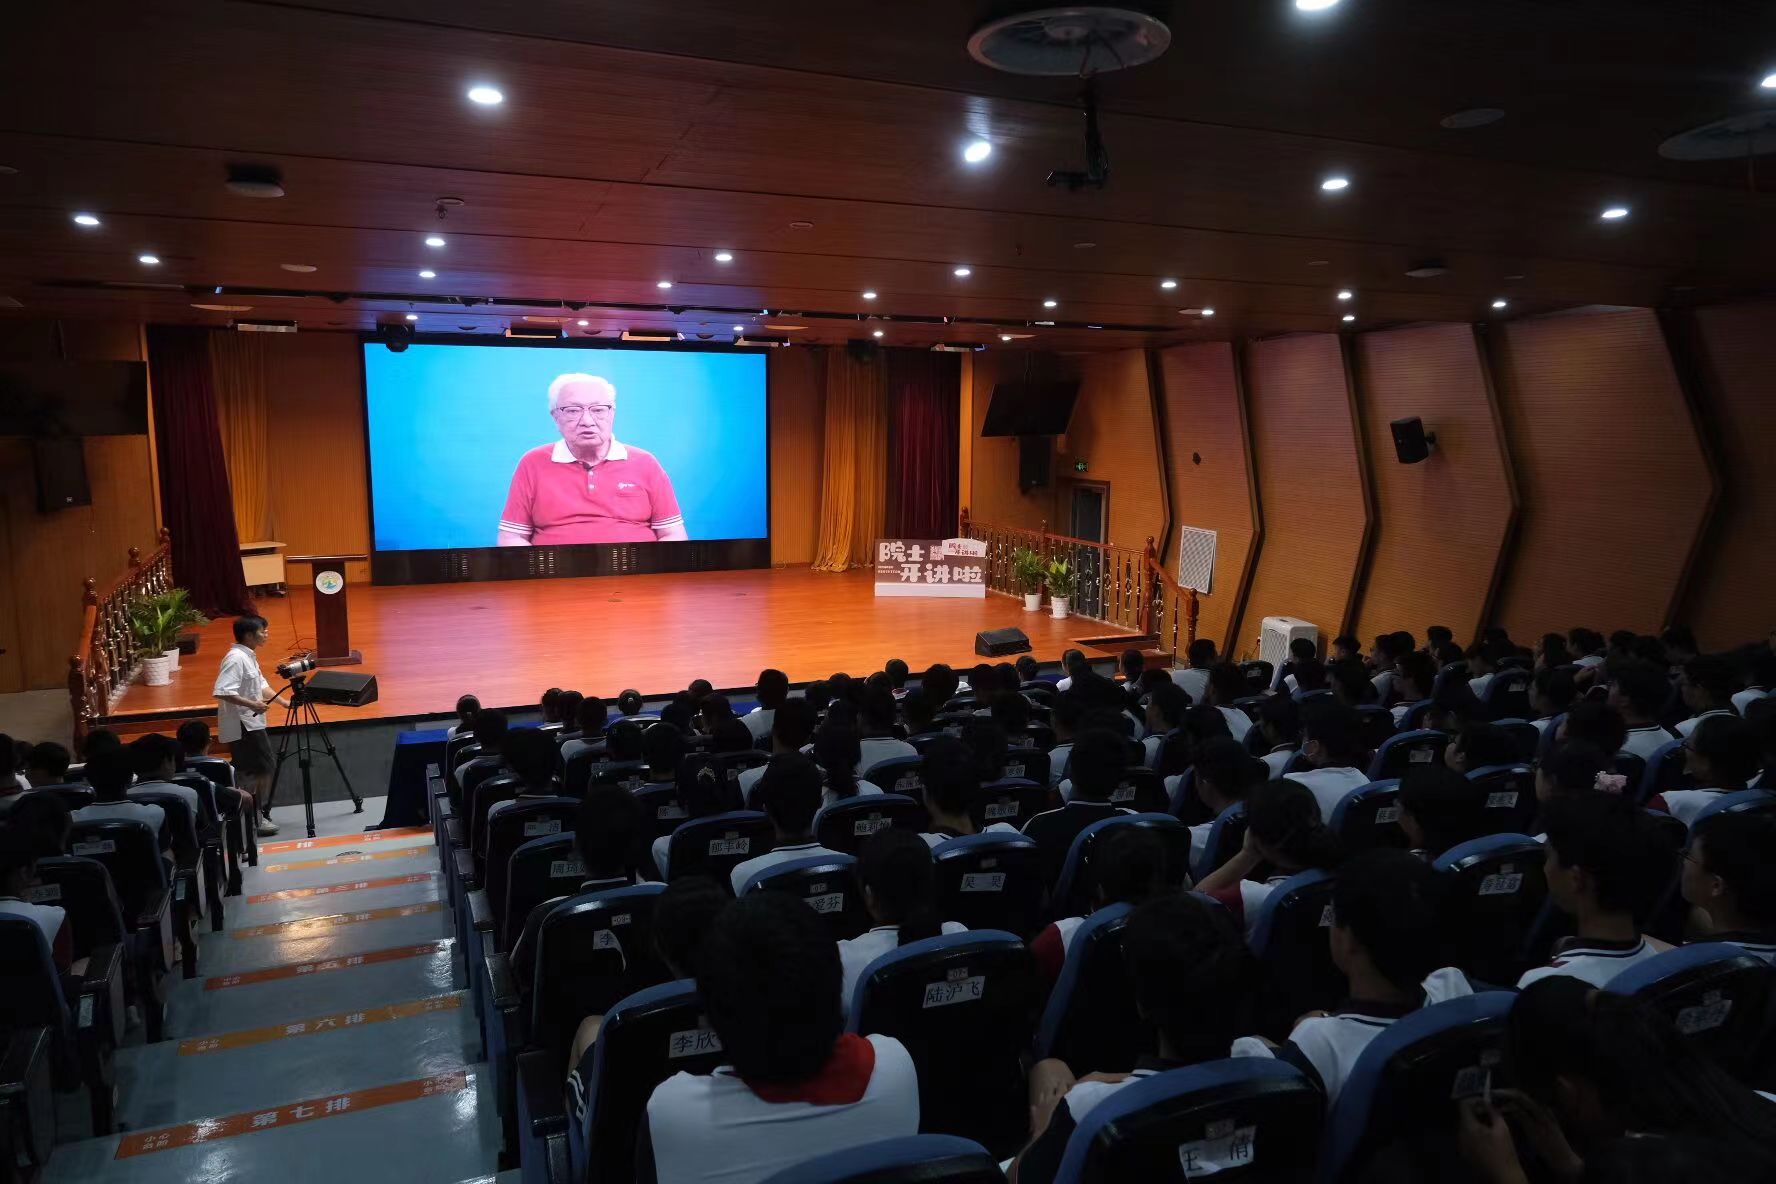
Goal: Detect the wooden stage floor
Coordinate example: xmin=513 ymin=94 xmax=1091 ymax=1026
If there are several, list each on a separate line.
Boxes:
xmin=113 ymin=567 xmax=1119 ymax=726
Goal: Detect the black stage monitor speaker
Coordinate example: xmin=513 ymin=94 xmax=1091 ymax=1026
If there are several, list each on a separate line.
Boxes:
xmin=303 ymin=671 xmax=380 ymax=708
xmin=1019 ymin=435 xmax=1051 ymax=491
xmin=32 ymin=436 xmax=91 ymax=512
xmin=1389 ymin=416 xmax=1436 ymax=464
xmin=975 ymin=627 xmax=1032 ymax=657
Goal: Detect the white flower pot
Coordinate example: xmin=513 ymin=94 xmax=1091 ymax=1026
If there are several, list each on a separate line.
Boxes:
xmin=141 ymin=655 xmax=173 ymax=686
xmin=1023 ymin=592 xmax=1042 ymax=611
xmin=163 ymin=646 xmax=181 ymax=672
xmin=1050 ymin=596 xmax=1070 ymax=620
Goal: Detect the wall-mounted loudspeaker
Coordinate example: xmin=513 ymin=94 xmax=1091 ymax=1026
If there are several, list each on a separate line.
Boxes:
xmin=32 ymin=436 xmax=91 ymax=512
xmin=1389 ymin=416 xmax=1437 ymax=464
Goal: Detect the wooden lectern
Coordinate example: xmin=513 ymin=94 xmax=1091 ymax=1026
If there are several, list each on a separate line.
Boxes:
xmin=288 ymin=554 xmax=369 ymax=667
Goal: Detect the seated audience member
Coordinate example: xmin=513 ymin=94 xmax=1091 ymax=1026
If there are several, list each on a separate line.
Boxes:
xmin=1117 ymin=648 xmax=1145 ymax=702
xmin=1196 ymin=778 xmax=1345 ymax=939
xmin=8 ymin=792 xmax=71 ymax=860
xmin=1662 ymin=715 xmax=1761 ymax=826
xmin=175 ymin=719 xmax=253 ymax=826
xmin=1518 ymin=794 xmax=1670 ymax=988
xmin=1424 ymin=624 xmax=1455 ymax=656
xmin=644 ymin=892 xmax=919 ymax=1184
xmin=604 ymin=718 xmax=647 ymax=765
xmin=1140 ymin=682 xmax=1190 ymax=769
xmin=1329 ymin=657 xmax=1378 ymax=706
xmin=484 ymin=727 xmax=566 ymax=822
xmin=1054 ymin=649 xmax=1089 ymax=693
xmin=858 ymin=688 xmax=916 ymax=769
xmin=691 ymin=693 xmax=732 ymax=739
xmin=739 ymin=699 xmax=815 ymax=806
xmin=128 ymin=734 xmax=208 ymax=830
xmin=1556 ymin=700 xmax=1628 ymax=759
xmin=920 ymin=663 xmax=960 ymax=707
xmin=459 ymin=708 xmax=512 ymax=800
xmin=838 ymin=829 xmax=966 ymax=1013
xmin=813 ymin=726 xmax=882 ymax=806
xmin=1610 ymin=661 xmax=1680 ymax=760
xmin=1528 ymin=665 xmax=1578 ymax=733
xmin=73 ymin=745 xmax=165 ymax=840
xmin=1465 ymin=640 xmax=1502 ymax=699
xmin=1389 ymin=630 xmax=1419 ymax=663
xmin=1285 ymin=704 xmax=1370 ymax=819
xmin=1030 ymin=824 xmax=1169 ymax=983
xmin=1290 ymin=658 xmax=1330 ymax=696
xmin=448 ymin=693 xmax=481 ymax=738
xmin=1257 ymin=694 xmax=1303 ymax=778
xmin=1432 ymin=640 xmax=1465 ymax=668
xmin=1681 ymin=809 xmax=1776 ymax=961
xmin=746 ymin=669 xmax=790 ymax=742
xmin=884 ymin=657 xmax=911 ymax=698
xmin=22 ymin=741 xmax=71 ymax=789
xmin=575 ymin=785 xmax=648 ymax=892
xmin=1368 ymin=634 xmax=1400 ymax=701
xmin=1606 ymin=629 xmax=1639 ymax=662
xmin=900 ymin=688 xmax=939 ymax=742
xmin=1206 ymin=663 xmax=1255 ymax=742
xmin=1399 ymin=765 xmax=1491 ymax=859
xmin=1444 ymin=721 xmax=1521 ymax=774
xmin=1533 ymin=742 xmax=1621 ymax=834
xmin=1045 ymin=694 xmax=1083 ymax=788
xmin=640 ymin=722 xmax=686 ymax=787
xmin=567 ymin=875 xmax=727 ymax=1124
xmin=964 ymin=663 xmax=995 ymax=707
xmin=1186 ymin=738 xmax=1266 ymax=857
xmin=539 ymin=687 xmax=565 ymax=727
xmin=915 ymin=738 xmax=1016 ymax=846
xmin=1660 ymin=625 xmax=1700 ymax=668
xmin=1389 ymin=650 xmax=1437 ymax=724
xmin=728 ymin=754 xmax=843 ymax=894
xmin=555 ymin=690 xmax=586 ymax=740
xmin=1330 ymin=634 xmax=1362 ymax=664
xmin=1536 ymin=631 xmax=1574 ymax=670
xmin=1013 ymin=655 xmax=1040 ymax=685
xmin=0 ymin=734 xmax=26 ymax=804
xmin=1281 ymin=636 xmax=1319 ymax=693
xmin=1232 ymin=849 xmax=1472 ymax=1104
xmin=1568 ymin=627 xmax=1607 ymax=670
xmin=561 ymin=696 xmax=610 ymax=762
xmin=1171 ymin=638 xmax=1216 ymax=702
xmin=1022 ymin=728 xmax=1133 ymax=886
xmin=1456 ymin=978 xmax=1776 ymax=1184
xmin=1015 ymin=894 xmax=1256 ymax=1184
xmin=802 ymin=679 xmax=834 ymax=717
xmin=1730 ymin=649 xmax=1774 ymax=717
xmin=990 ymin=689 xmax=1032 ymax=741
xmin=616 ymin=688 xmax=646 ymax=718
xmin=1676 ymin=654 xmax=1739 ymax=739
xmin=659 ymin=696 xmax=697 ymax=734
xmin=0 ymin=825 xmax=73 ymax=970
xmin=687 ymin=679 xmax=715 ymax=711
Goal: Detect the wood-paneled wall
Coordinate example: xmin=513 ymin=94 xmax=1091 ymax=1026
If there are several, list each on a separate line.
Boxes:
xmin=767 ymin=348 xmax=823 ymax=565
xmin=0 ymin=321 xmax=160 ymax=692
xmin=260 ymin=333 xmax=373 ymax=585
xmin=1352 ymin=324 xmax=1515 ymax=648
xmin=1056 ymin=350 xmax=1165 ymax=550
xmin=965 ymin=349 xmax=1075 ymax=533
xmin=1489 ymin=309 xmax=1712 ymax=639
xmin=1154 ymin=343 xmax=1257 ymax=654
xmin=1231 ymin=334 xmax=1371 ymax=659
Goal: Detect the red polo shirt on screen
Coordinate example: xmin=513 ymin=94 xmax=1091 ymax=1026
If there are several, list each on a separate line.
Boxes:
xmin=499 ymin=439 xmax=684 ymax=545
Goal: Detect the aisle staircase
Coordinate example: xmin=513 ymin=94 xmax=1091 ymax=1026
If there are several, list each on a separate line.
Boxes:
xmin=43 ymin=801 xmax=509 ymax=1184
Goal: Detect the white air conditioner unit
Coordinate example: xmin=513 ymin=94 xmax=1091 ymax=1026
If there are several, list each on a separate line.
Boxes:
xmin=1259 ymin=616 xmax=1318 ymax=673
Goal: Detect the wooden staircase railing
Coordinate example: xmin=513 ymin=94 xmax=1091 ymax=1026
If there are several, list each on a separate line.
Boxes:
xmin=69 ymin=529 xmax=172 ymax=755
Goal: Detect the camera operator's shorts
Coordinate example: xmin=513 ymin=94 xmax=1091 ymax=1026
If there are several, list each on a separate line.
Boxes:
xmin=232 ymin=729 xmax=274 ymax=776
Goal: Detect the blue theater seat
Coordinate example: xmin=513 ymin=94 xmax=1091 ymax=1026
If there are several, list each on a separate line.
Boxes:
xmin=1604 ymin=942 xmax=1774 ymax=1083
xmin=1464 ymin=764 xmax=1538 ymax=836
xmin=814 ymin=794 xmax=928 ymax=857
xmin=1433 ymin=834 xmax=1547 ymax=987
xmin=1051 ymin=814 xmax=1191 ymax=917
xmin=932 ymin=832 xmax=1046 ymax=939
xmin=1248 ymin=869 xmax=1341 ymax=1034
xmin=739 ymin=854 xmax=869 ymax=941
xmin=756 ymin=1135 xmax=1002 ymax=1184
xmin=1034 ymin=902 xmax=1145 ymax=1073
xmin=1327 ymin=780 xmax=1404 ymax=853
xmin=1367 ymin=730 xmax=1447 ymax=781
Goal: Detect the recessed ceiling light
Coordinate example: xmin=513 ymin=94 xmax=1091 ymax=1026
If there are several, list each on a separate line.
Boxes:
xmin=953 ymin=266 xmax=972 ymax=277
xmin=861 ymin=290 xmax=877 ymax=300
xmin=788 ymin=220 xmax=815 ymax=230
xmin=467 ymin=85 xmax=504 ymax=105
xmin=656 ymin=280 xmax=673 ymax=289
xmin=872 ymin=329 xmax=885 ymax=338
xmin=1000 ymin=334 xmax=1013 ymax=342
xmin=1320 ymin=176 xmax=1350 ymax=192
xmin=1342 ymin=313 xmax=1356 ymax=322
xmin=280 ymin=263 xmax=317 ymax=273
xmin=137 ymin=254 xmax=160 ymax=266
xmin=1600 ymin=206 xmax=1630 ymax=220
xmin=732 ymin=325 xmax=745 ymax=332
xmin=1200 ymin=308 xmax=1216 ymax=317
xmin=1043 ymin=299 xmax=1058 ymax=309
xmin=405 ymin=313 xmax=419 ymax=321
xmin=418 ymin=269 xmax=437 ymax=279
xmin=1296 ymin=0 xmax=1340 ymax=8
xmin=72 ymin=212 xmax=100 ymax=227
xmin=425 ymin=235 xmax=446 ymax=248
xmin=1761 ymin=72 xmax=1776 ymax=90
xmin=714 ymin=251 xmax=734 ymax=263
xmin=1336 ymin=289 xmax=1353 ymax=301
xmin=1160 ymin=279 xmax=1178 ymax=290
xmin=577 ymin=319 xmax=590 ymax=326
xmin=1491 ymin=299 xmax=1508 ymax=309
xmin=962 ymin=140 xmax=993 ymax=164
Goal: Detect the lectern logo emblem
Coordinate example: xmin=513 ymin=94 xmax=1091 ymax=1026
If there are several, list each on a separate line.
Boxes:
xmin=315 ymin=571 xmax=345 ymax=596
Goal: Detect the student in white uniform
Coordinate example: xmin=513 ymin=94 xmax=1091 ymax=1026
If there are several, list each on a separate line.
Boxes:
xmin=857 ymin=687 xmax=917 ymax=774
xmin=1231 ymin=850 xmax=1473 ymax=1105
xmin=1053 ymin=649 xmax=1089 ymax=693
xmin=0 ymin=825 xmax=72 ymax=971
xmin=812 ymin=727 xmax=884 ymax=808
xmin=1607 ymin=661 xmax=1678 ymax=761
xmin=1675 ymin=654 xmax=1739 ymax=739
xmin=1169 ymin=638 xmax=1215 ymax=704
xmin=644 ymin=892 xmax=919 ymax=1184
xmin=1518 ymin=793 xmax=1671 ymax=989
xmin=1680 ymin=809 xmax=1776 ymax=964
xmin=1140 ymin=682 xmax=1190 ymax=770
xmin=1013 ymin=893 xmax=1258 ymax=1184
xmin=728 ymin=754 xmax=844 ymax=895
xmin=1044 ymin=695 xmax=1082 ymax=790
xmin=1278 ymin=636 xmax=1319 ymax=694
xmin=1387 ymin=651 xmax=1437 ymax=726
xmin=1660 ymin=715 xmax=1762 ymax=827
xmin=1568 ymin=627 xmax=1607 ymax=670
xmin=745 ymin=668 xmax=789 ymax=743
xmin=560 ymin=696 xmax=609 ymax=765
xmin=1195 ymin=778 xmax=1346 ymax=941
xmin=72 ymin=746 xmax=165 ymax=842
xmin=21 ymin=742 xmax=70 ymax=793
xmin=837 ymin=829 xmax=966 ymax=1015
xmin=1181 ymin=739 xmax=1266 ymax=867
xmin=127 ymin=733 xmax=209 ymax=834
xmin=911 ymin=738 xmax=1017 ymax=848
xmin=1205 ymin=663 xmax=1255 ymax=744
xmin=1255 ymin=695 xmax=1303 ymax=780
xmin=1465 ymin=640 xmax=1501 ymax=702
xmin=1526 ymin=666 xmax=1577 ymax=735
xmin=1283 ymin=703 xmax=1371 ymax=821
xmin=1730 ymin=651 xmax=1775 ymax=717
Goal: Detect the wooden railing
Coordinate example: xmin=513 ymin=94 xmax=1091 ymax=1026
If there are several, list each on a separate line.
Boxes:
xmin=68 ymin=529 xmax=172 ymax=754
xmin=959 ymin=510 xmax=1197 ymax=651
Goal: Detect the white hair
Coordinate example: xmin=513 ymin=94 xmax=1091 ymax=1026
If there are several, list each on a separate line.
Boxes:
xmin=547 ymin=373 xmax=617 ymax=407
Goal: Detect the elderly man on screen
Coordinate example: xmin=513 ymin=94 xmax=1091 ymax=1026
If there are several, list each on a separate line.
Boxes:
xmin=498 ymin=373 xmax=687 ymax=545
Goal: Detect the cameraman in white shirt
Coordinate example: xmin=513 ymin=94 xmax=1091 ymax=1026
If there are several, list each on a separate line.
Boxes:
xmin=212 ymin=616 xmax=287 ymax=837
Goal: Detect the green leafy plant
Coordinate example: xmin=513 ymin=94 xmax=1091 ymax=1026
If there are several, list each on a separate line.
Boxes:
xmin=129 ymin=588 xmax=210 ymax=653
xmin=1012 ymin=546 xmax=1047 ymax=594
xmin=1044 ymin=559 xmax=1075 ymax=598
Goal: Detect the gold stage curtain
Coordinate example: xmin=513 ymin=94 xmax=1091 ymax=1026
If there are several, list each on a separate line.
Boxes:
xmin=812 ymin=347 xmax=889 ymax=571
xmin=207 ymin=332 xmax=272 ymax=542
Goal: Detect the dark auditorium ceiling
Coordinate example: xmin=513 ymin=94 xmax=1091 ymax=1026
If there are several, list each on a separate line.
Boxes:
xmin=1 ymin=1 xmax=1774 ymax=350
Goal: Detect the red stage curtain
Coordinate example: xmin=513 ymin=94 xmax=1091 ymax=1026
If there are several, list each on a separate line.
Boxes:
xmin=146 ymin=326 xmax=253 ymax=617
xmin=884 ymin=350 xmax=960 ymax=538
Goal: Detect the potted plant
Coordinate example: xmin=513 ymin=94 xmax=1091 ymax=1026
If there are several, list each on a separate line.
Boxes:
xmin=1012 ymin=546 xmax=1046 ymax=611
xmin=1045 ymin=559 xmax=1075 ymax=620
xmin=130 ymin=588 xmax=209 ymax=684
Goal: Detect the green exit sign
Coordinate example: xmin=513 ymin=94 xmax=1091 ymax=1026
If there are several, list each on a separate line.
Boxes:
xmin=1074 ymin=459 xmax=1088 ymax=472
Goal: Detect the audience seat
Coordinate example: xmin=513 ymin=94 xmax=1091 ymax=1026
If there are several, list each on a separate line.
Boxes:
xmin=564 ymin=746 xmax=613 ymax=796
xmin=1053 ymin=1058 xmax=1321 ymax=1184
xmin=814 ymin=794 xmax=928 ymax=857
xmin=1353 ymin=706 xmax=1396 ymax=754
xmin=664 ymin=811 xmax=774 ymax=888
xmin=1688 ymin=789 xmax=1776 ymax=829
xmin=1052 ymin=814 xmax=1192 ymax=917
xmin=1318 ymin=992 xmax=1515 ymax=1184
xmin=1001 ymin=746 xmax=1051 ymax=786
xmin=68 ymin=819 xmax=176 ymax=1023
xmin=631 ymin=782 xmax=692 ymax=845
xmin=1248 ymin=869 xmax=1341 ymax=1035
xmin=738 ymin=854 xmax=869 ymax=941
xmin=756 ymin=1135 xmax=1002 ymax=1184
xmin=932 ymin=833 xmax=1047 ymax=940
xmin=967 ymin=777 xmax=1047 ymax=833
xmin=847 ymin=930 xmax=1038 ymax=1157
xmin=480 ymin=798 xmax=579 ymax=942
xmin=1034 ymin=902 xmax=1145 ymax=1074
xmin=1229 ymin=696 xmax=1268 ymax=725
xmin=1639 ymin=739 xmax=1695 ymax=805
xmin=32 ymin=854 xmax=158 ymax=1047
xmin=586 ymin=761 xmax=648 ymax=795
xmin=1328 ymin=780 xmax=1405 ymax=854
xmin=1432 ymin=835 xmax=1548 ymax=987
xmin=0 ymin=917 xmax=124 ymax=1138
xmin=36 ymin=784 xmax=94 ymax=813
xmin=1023 ymin=723 xmax=1058 ymax=752
xmin=1240 ymin=660 xmax=1275 ymax=694
xmin=864 ymin=755 xmax=926 ymax=799
xmin=678 ymin=751 xmax=763 ymax=816
xmin=1488 ymin=720 xmax=1541 ymax=764
xmin=1191 ymin=802 xmax=1249 ymax=883
xmin=1107 ymin=768 xmax=1167 ymax=813
xmin=126 ymin=788 xmax=206 ymax=949
xmin=1603 ymin=942 xmax=1774 ymax=1083
xmin=497 ymin=832 xmax=584 ymax=951
xmin=1478 ymin=669 xmax=1532 ymax=721
xmin=1397 ymin=700 xmax=1435 ymax=731
xmin=1464 ymin=764 xmax=1538 ymax=836
xmin=1367 ymin=730 xmax=1447 ymax=781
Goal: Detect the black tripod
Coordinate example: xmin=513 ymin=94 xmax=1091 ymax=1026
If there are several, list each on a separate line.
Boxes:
xmin=266 ymin=676 xmax=363 ymax=838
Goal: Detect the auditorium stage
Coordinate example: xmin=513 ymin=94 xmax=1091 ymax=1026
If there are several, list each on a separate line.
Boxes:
xmin=110 ymin=567 xmax=1119 ymax=728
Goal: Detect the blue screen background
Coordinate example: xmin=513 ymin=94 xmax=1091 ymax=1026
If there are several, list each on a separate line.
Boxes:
xmin=362 ymin=343 xmax=768 ymax=550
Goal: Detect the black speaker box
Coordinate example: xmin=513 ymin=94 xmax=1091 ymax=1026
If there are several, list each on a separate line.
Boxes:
xmin=32 ymin=436 xmax=91 ymax=512
xmin=975 ymin=627 xmax=1032 ymax=657
xmin=1018 ymin=435 xmax=1051 ymax=491
xmin=303 ymin=671 xmax=380 ymax=708
xmin=1389 ymin=416 xmax=1435 ymax=464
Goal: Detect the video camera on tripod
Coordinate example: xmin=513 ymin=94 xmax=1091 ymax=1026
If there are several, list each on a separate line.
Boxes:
xmin=265 ymin=652 xmax=380 ymax=836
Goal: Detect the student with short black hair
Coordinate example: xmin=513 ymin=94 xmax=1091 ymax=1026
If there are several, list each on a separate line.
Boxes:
xmin=540 ymin=687 xmax=565 ymax=726
xmin=1329 ymin=657 xmax=1377 ymax=706
xmin=1557 ymin=700 xmax=1628 ymax=758
xmin=1045 ymin=693 xmax=1084 ymax=788
xmin=640 ymin=721 xmax=686 ymax=786
xmin=1425 ymin=625 xmax=1455 ymax=654
xmin=915 ymin=737 xmax=1016 ymax=847
xmin=1444 ymin=721 xmax=1519 ymax=774
xmin=1014 ymin=655 xmax=1039 ymax=684
xmin=1196 ymin=778 xmax=1344 ymax=938
xmin=1331 ymin=634 xmax=1361 ymax=663
xmin=1232 ymin=849 xmax=1471 ymax=1103
xmin=1291 ymin=658 xmax=1329 ymax=694
xmin=1682 ymin=809 xmax=1776 ymax=962
xmin=659 ymin=696 xmax=697 ymax=734
xmin=1661 ymin=625 xmax=1699 ymax=666
xmin=484 ymin=727 xmax=566 ymax=823
xmin=458 ymin=708 xmax=513 ymax=805
xmin=837 ymin=829 xmax=966 ymax=1014
xmin=72 ymin=745 xmax=165 ymax=840
xmin=1186 ymin=738 xmax=1266 ymax=860
xmin=1021 ymin=728 xmax=1132 ymax=886
xmin=1029 ymin=824 xmax=1170 ymax=982
xmin=1369 ymin=634 xmax=1400 ymax=702
xmin=1568 ymin=627 xmax=1607 ymax=669
xmin=1610 ymin=660 xmax=1679 ymax=760
xmin=1257 ymin=692 xmax=1302 ymax=778
xmin=883 ymin=658 xmax=910 ymax=693
xmin=1518 ymin=793 xmax=1670 ymax=988
xmin=1733 ymin=649 xmax=1776 ymax=716
xmin=1140 ymin=681 xmax=1190 ymax=770
xmin=127 ymin=733 xmax=207 ymax=831
xmin=1015 ymin=893 xmax=1256 ymax=1184
xmin=561 ymin=696 xmax=610 ymax=763
xmin=1206 ymin=662 xmax=1254 ymax=742
xmin=1285 ymin=703 xmax=1370 ymax=819
xmin=1171 ymin=637 xmax=1216 ymax=702
xmin=687 ymin=679 xmax=714 ymax=709
xmin=573 ymin=785 xmax=646 ymax=892
xmin=7 ymin=792 xmax=70 ymax=860
xmin=0 ymin=824 xmax=73 ymax=970
xmin=555 ymin=690 xmax=586 ymax=739
xmin=1536 ymin=631 xmax=1574 ymax=670
xmin=921 ymin=663 xmax=960 ymax=705
xmin=1281 ymin=636 xmax=1319 ymax=694
xmin=802 ymin=680 xmax=833 ymax=716
xmin=742 ymin=668 xmax=790 ymax=744
xmin=449 ymin=693 xmax=481 ymax=738
xmin=1398 ymin=764 xmax=1490 ymax=858
xmin=644 ymin=893 xmax=919 ymax=1184
xmin=21 ymin=741 xmax=70 ymax=789
xmin=616 ymin=688 xmax=645 ymax=718
xmin=1533 ymin=742 xmax=1623 ymax=827
xmin=1528 ymin=665 xmax=1577 ymax=733
xmin=728 ymin=754 xmax=843 ymax=894
xmin=1390 ymin=650 xmax=1437 ymax=724
xmin=1466 ymin=639 xmax=1503 ymax=699
xmin=1663 ymin=714 xmax=1762 ymax=826
xmin=1676 ymin=654 xmax=1738 ymax=738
